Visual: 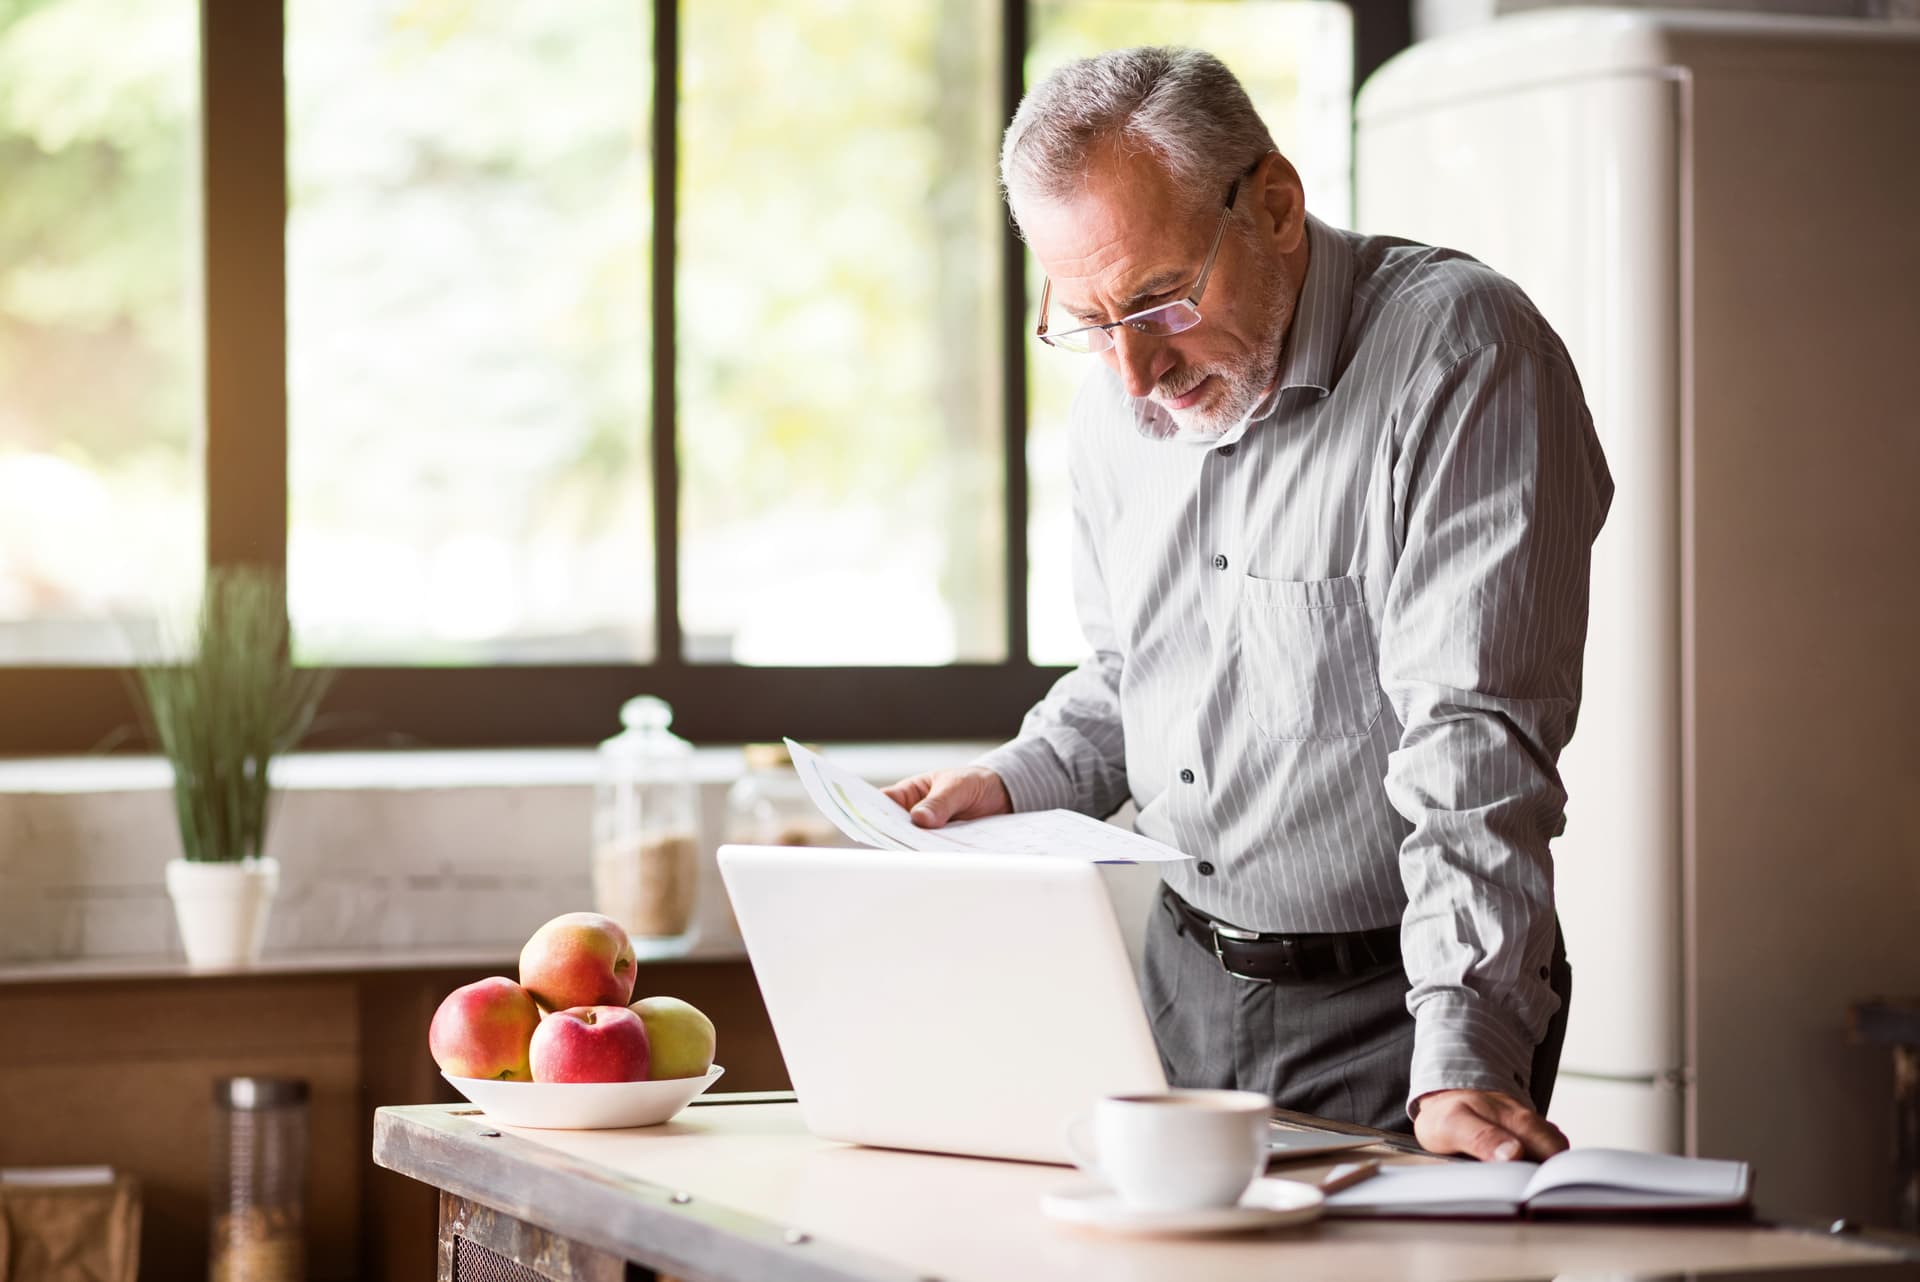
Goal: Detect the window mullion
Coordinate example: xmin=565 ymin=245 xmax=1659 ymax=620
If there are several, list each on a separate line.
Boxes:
xmin=1003 ymin=0 xmax=1031 ymax=671
xmin=652 ymin=0 xmax=682 ymax=671
xmin=201 ymin=0 xmax=288 ymax=574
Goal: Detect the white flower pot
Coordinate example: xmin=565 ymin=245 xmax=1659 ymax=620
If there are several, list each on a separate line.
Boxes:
xmin=165 ymin=856 xmax=280 ymax=968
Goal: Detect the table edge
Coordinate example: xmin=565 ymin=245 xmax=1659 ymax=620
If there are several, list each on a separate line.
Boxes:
xmin=373 ymin=1098 xmax=923 ymax=1282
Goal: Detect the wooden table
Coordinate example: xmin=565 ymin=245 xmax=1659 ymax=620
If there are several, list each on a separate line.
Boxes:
xmin=373 ymin=1094 xmax=1920 ymax=1282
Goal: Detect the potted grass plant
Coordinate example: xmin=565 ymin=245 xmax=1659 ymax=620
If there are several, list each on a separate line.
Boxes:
xmin=133 ymin=567 xmax=333 ymax=968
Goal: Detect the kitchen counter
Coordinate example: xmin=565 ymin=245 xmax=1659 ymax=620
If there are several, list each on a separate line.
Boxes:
xmin=374 ymin=1097 xmax=1920 ymax=1282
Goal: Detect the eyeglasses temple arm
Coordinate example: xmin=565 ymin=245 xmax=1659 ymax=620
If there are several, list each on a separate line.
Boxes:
xmin=1186 ymin=177 xmax=1242 ymax=306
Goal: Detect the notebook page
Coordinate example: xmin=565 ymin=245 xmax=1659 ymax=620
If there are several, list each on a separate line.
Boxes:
xmin=1323 ymin=1160 xmax=1537 ymax=1215
xmin=1521 ymin=1148 xmax=1750 ymax=1205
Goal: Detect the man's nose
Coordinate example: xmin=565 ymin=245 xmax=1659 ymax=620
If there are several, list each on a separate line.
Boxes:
xmin=1106 ymin=326 xmax=1168 ymax=399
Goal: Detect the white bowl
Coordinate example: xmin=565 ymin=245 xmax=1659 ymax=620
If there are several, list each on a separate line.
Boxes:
xmin=443 ymin=1064 xmax=725 ymax=1129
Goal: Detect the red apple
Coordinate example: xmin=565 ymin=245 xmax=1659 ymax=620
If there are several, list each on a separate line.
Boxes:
xmin=428 ymin=977 xmax=541 ymax=1081
xmin=529 ymin=1006 xmax=652 ymax=1083
xmin=519 ymin=911 xmax=638 ymax=1012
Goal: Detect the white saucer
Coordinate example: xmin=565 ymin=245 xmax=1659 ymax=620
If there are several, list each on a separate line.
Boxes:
xmin=1040 ymin=1176 xmax=1325 ymax=1237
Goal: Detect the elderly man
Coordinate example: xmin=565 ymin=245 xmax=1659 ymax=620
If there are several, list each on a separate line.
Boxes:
xmin=885 ymin=46 xmax=1611 ymax=1162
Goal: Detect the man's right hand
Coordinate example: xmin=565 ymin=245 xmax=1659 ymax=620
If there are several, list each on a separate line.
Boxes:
xmin=882 ymin=767 xmax=1012 ymax=829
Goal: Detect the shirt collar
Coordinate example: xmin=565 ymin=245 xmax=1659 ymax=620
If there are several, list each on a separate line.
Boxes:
xmin=1273 ymin=213 xmax=1354 ymax=400
xmin=1120 ymin=213 xmax=1355 ymax=449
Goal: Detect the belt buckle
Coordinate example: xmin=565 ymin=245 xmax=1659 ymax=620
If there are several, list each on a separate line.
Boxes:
xmin=1209 ymin=921 xmax=1279 ymax=984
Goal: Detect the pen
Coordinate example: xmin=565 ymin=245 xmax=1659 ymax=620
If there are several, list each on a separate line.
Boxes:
xmin=1316 ymin=1159 xmax=1382 ymax=1195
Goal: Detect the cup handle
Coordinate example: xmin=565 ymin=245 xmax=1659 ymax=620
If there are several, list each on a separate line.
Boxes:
xmin=1062 ymin=1112 xmax=1102 ymax=1180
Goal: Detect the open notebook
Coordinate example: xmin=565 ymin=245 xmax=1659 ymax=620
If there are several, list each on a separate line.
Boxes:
xmin=1324 ymin=1148 xmax=1752 ymax=1219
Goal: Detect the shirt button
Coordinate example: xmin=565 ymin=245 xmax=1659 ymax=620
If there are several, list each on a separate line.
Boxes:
xmin=1218 ymin=443 xmax=1237 ymax=457
xmin=1212 ymin=553 xmax=1228 ymax=571
xmin=1539 ymin=966 xmax=1551 ymax=980
xmin=1197 ymin=861 xmax=1216 ymax=876
xmin=1179 ymin=768 xmax=1195 ymax=784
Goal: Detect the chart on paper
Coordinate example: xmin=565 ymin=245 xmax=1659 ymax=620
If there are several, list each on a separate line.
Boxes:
xmin=782 ymin=740 xmax=1190 ymax=863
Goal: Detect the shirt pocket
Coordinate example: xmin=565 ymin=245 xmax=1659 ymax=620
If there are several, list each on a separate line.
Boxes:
xmin=1236 ymin=573 xmax=1382 ymax=741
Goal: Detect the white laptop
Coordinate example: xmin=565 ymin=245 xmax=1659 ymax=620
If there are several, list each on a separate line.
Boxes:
xmin=717 ymin=844 xmax=1167 ymax=1164
xmin=717 ymin=844 xmax=1379 ymax=1166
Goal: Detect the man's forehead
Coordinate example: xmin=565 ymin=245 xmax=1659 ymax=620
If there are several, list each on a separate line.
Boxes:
xmin=1021 ymin=164 xmax=1198 ymax=307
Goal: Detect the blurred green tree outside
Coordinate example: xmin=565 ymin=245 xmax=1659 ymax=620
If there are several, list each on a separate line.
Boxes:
xmin=0 ymin=0 xmax=200 ymax=657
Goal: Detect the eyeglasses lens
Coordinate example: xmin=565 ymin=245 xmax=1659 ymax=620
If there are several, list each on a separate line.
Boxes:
xmin=1044 ymin=301 xmax=1203 ymax=355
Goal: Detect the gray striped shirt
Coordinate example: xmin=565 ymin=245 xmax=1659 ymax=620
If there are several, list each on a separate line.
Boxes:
xmin=979 ymin=214 xmax=1613 ymax=1109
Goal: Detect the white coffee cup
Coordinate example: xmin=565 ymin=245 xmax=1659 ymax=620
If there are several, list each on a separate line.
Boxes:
xmin=1062 ymin=1089 xmax=1272 ymax=1212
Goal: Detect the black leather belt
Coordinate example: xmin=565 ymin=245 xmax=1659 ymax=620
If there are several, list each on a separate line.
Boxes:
xmin=1162 ymin=886 xmax=1402 ymax=984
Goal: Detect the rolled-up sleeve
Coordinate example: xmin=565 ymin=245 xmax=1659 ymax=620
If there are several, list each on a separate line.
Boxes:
xmin=1380 ymin=341 xmax=1613 ymax=1110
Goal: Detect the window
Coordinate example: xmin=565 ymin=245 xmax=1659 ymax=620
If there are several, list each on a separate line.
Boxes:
xmin=677 ymin=0 xmax=1007 ymax=667
xmin=285 ymin=1 xmax=655 ymax=665
xmin=2 ymin=0 xmax=1388 ymax=754
xmin=0 ymin=0 xmax=202 ymax=665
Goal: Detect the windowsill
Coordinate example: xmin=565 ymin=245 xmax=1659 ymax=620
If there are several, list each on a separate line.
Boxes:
xmin=0 ymin=936 xmax=748 ymax=987
xmin=0 ymin=742 xmax=999 ymax=794
xmin=0 ymin=740 xmax=1003 ymax=972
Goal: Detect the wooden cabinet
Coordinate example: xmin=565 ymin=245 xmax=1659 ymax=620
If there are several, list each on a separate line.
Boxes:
xmin=0 ymin=958 xmax=785 ymax=1282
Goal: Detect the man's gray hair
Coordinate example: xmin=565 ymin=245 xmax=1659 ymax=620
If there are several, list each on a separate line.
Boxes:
xmin=1000 ymin=46 xmax=1275 ymax=233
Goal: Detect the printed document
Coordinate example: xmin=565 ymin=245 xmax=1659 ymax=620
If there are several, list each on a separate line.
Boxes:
xmin=783 ymin=740 xmax=1189 ymax=864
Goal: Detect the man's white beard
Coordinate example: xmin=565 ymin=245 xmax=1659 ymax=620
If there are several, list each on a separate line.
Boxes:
xmin=1154 ymin=244 xmax=1293 ymax=437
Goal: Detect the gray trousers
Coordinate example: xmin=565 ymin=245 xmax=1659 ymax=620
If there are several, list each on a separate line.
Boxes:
xmin=1139 ymin=886 xmax=1573 ymax=1135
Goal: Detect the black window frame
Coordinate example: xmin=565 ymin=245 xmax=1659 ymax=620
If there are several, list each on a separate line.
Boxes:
xmin=1 ymin=0 xmax=1407 ymax=755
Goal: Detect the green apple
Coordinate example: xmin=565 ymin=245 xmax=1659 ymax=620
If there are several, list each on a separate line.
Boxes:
xmin=627 ymin=995 xmax=716 ymax=1080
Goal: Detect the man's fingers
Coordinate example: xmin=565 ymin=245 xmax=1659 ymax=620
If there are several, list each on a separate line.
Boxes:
xmin=1499 ymin=1105 xmax=1569 ymax=1160
xmin=1462 ymin=1116 xmax=1524 ymax=1163
xmin=1414 ymin=1090 xmax=1554 ymax=1163
xmin=1468 ymin=1090 xmax=1569 ymax=1160
xmin=882 ymin=776 xmax=932 ymax=810
xmin=889 ymin=768 xmax=1011 ymax=829
xmin=885 ymin=780 xmax=959 ymax=827
xmin=909 ymin=785 xmax=957 ymax=828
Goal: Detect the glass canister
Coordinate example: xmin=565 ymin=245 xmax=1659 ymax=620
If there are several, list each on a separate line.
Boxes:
xmin=593 ymin=694 xmax=701 ymax=945
xmin=724 ymin=742 xmax=839 ymax=849
xmin=211 ymin=1075 xmax=308 ymax=1282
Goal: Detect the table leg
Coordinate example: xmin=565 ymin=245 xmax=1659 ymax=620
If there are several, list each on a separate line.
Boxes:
xmin=437 ymin=1191 xmax=642 ymax=1282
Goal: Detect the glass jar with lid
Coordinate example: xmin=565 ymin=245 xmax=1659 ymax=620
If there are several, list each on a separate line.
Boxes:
xmin=211 ymin=1075 xmax=308 ymax=1282
xmin=724 ymin=742 xmax=840 ymax=850
xmin=719 ymin=742 xmax=839 ymax=943
xmin=593 ymin=695 xmax=701 ymax=947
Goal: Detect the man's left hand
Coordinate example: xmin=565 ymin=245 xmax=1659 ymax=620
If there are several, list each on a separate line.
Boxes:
xmin=1412 ymin=1089 xmax=1568 ymax=1162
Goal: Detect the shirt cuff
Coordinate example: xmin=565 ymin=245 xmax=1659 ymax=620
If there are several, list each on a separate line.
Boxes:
xmin=1406 ymin=992 xmax=1542 ymax=1117
xmin=971 ymin=738 xmax=1079 ymax=814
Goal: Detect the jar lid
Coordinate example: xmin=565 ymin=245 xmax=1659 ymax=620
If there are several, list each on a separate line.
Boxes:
xmin=601 ymin=695 xmax=692 ymax=759
xmin=215 ymin=1076 xmax=309 ymax=1110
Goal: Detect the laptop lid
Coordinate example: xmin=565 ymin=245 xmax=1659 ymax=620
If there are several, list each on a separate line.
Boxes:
xmin=717 ymin=844 xmax=1169 ymax=1165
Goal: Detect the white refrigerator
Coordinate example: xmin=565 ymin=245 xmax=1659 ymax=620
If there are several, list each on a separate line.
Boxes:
xmin=1356 ymin=9 xmax=1920 ymax=1224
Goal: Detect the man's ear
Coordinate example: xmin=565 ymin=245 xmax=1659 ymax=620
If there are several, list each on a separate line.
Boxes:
xmin=1251 ymin=151 xmax=1307 ymax=255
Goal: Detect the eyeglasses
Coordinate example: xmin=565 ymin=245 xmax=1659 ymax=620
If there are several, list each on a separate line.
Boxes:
xmin=1035 ymin=165 xmax=1252 ymax=355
